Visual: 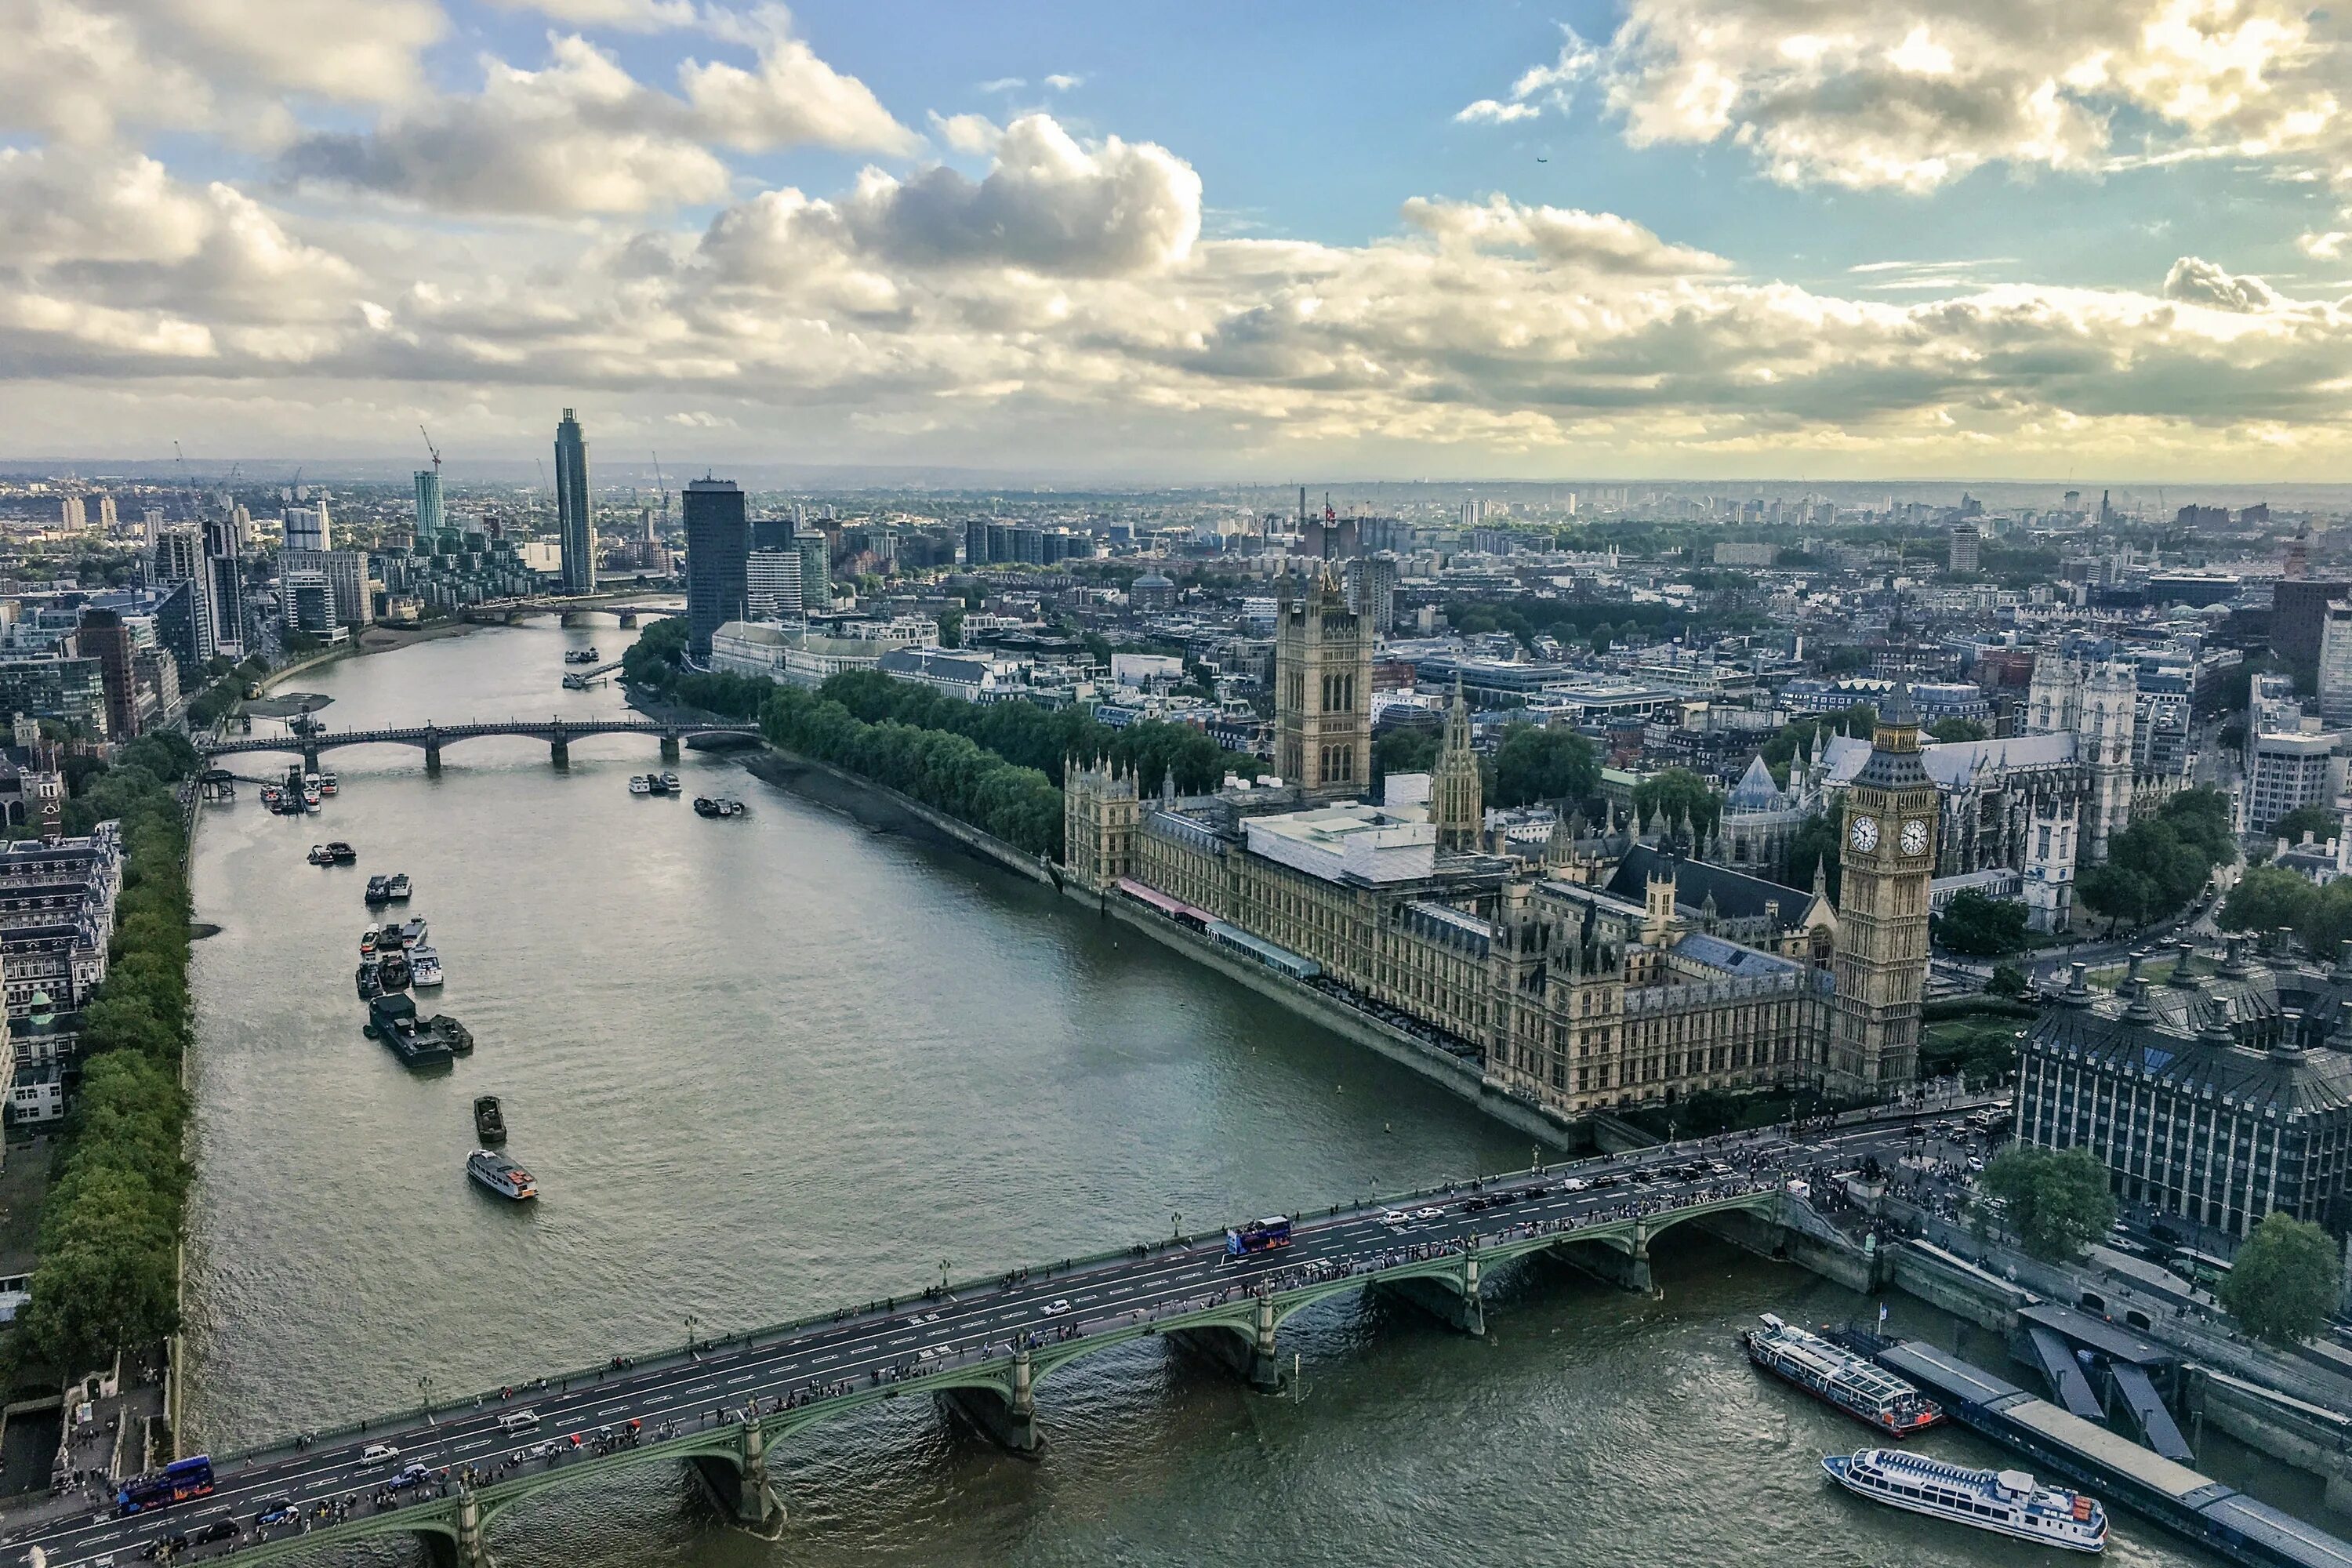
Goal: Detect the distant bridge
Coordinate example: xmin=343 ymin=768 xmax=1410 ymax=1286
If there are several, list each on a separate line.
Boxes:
xmin=198 ymin=719 xmax=759 ymax=771
xmin=459 ymin=594 xmax=684 ymax=628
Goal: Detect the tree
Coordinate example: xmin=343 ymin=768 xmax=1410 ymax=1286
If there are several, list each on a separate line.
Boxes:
xmin=1976 ymin=1146 xmax=2116 ymax=1261
xmin=2270 ymin=804 xmax=2340 ymax=845
xmin=1491 ymin=723 xmax=1599 ymax=808
xmin=1929 ymin=717 xmax=1987 ymax=742
xmin=2220 ymin=1213 xmax=2343 ymax=1346
xmin=1786 ymin=809 xmax=1842 ymax=902
xmin=1372 ymin=727 xmax=1438 ymax=781
xmin=936 ymin=609 xmax=964 ymax=648
xmin=1987 ymin=963 xmax=2030 ymax=997
xmin=2224 ymin=866 xmax=2318 ymax=937
xmin=2076 ymin=863 xmax=2156 ymax=931
xmin=1935 ymin=889 xmax=2028 ymax=956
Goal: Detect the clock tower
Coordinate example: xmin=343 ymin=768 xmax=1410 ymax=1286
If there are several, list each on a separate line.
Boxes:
xmin=1828 ymin=684 xmax=1938 ymax=1096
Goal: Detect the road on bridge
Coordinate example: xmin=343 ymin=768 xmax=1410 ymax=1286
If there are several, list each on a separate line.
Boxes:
xmin=10 ymin=1113 xmax=1967 ymax=1568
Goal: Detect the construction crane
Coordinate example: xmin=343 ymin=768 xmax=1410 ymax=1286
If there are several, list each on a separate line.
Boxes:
xmin=651 ymin=450 xmax=672 ymax=532
xmin=419 ymin=424 xmax=442 ymax=478
xmin=172 ymin=441 xmax=198 ymax=521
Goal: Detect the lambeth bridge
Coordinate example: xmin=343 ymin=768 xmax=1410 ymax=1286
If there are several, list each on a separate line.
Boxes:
xmin=198 ymin=720 xmax=761 ymax=774
xmin=9 ymin=1121 xmax=1909 ymax=1568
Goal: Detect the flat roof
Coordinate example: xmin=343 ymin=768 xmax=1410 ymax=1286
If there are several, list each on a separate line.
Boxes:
xmin=2198 ymin=1495 xmax=2352 ymax=1568
xmin=1877 ymin=1341 xmax=2027 ymax=1410
xmin=2002 ymin=1399 xmax=2218 ymax=1502
xmin=2017 ymin=1303 xmax=2175 ymax=1367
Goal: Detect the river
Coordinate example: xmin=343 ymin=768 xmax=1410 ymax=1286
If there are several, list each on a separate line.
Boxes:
xmin=180 ymin=621 xmax=2333 ymax=1567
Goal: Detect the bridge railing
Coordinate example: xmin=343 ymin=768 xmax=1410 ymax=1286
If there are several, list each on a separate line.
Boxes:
xmin=204 ymin=1144 xmax=1772 ymax=1468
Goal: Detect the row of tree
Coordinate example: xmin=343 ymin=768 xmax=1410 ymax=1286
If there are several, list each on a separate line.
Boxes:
xmin=22 ymin=731 xmax=205 ymax=1372
xmin=2075 ymin=788 xmax=2236 ymax=931
xmin=2223 ymin=863 xmax=2352 ymax=957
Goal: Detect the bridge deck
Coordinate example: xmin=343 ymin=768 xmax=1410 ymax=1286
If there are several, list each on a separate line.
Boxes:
xmin=10 ymin=1122 xmax=1927 ymax=1568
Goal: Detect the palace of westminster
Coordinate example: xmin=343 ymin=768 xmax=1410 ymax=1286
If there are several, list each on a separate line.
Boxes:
xmin=1064 ymin=567 xmax=1944 ymax=1117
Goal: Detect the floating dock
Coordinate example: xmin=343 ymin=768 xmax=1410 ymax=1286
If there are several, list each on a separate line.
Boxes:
xmin=1861 ymin=1336 xmax=2352 ymax=1568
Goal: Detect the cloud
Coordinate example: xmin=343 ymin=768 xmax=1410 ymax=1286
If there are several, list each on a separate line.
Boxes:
xmin=2301 ymin=230 xmax=2350 ymax=260
xmin=2161 ymin=255 xmax=2283 ymax=311
xmin=1044 ymin=73 xmax=1083 ymax=92
xmin=976 ymin=77 xmax=1025 ymax=94
xmin=281 ymin=26 xmax=915 ymax=215
xmin=1456 ymin=100 xmax=1541 ymax=125
xmin=681 ymin=32 xmax=919 ymax=153
xmin=0 ymin=0 xmax=445 ymax=144
xmin=1466 ymin=0 xmax=2344 ymax=191
xmin=481 ymin=0 xmax=699 ymax=28
xmin=928 ymin=111 xmax=1002 ymax=156
xmin=1454 ymin=25 xmax=1599 ymax=127
xmin=1401 ymin=194 xmax=1730 ymax=275
xmin=840 ymin=114 xmax=1201 ymax=275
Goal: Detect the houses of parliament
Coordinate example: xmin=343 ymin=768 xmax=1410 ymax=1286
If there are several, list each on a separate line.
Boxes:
xmin=1063 ymin=566 xmax=1939 ymax=1116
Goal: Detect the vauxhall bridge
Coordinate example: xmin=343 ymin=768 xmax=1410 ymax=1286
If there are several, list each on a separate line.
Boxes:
xmin=198 ymin=720 xmax=761 ymax=774
xmin=5 ymin=1119 xmax=1926 ymax=1568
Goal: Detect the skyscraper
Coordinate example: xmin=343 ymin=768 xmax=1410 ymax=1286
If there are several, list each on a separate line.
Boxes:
xmin=204 ymin=514 xmax=245 ymax=657
xmin=684 ymin=477 xmax=748 ymax=656
xmin=151 ymin=528 xmax=215 ymax=675
xmin=746 ymin=550 xmax=804 ymax=621
xmin=797 ymin=533 xmax=830 ymax=615
xmin=415 ymin=469 xmax=445 ymax=538
xmin=282 ymin=506 xmax=329 ymax=552
xmin=554 ymin=408 xmax=593 ymax=593
xmin=1828 ymin=685 xmax=1936 ymax=1094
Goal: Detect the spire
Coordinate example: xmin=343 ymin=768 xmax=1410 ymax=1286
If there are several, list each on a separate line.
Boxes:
xmin=1812 ymin=855 xmax=1828 ymax=896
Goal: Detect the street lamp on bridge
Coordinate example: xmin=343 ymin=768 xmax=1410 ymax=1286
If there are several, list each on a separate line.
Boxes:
xmin=418 ymin=1373 xmax=434 ymax=1425
xmin=684 ymin=1312 xmax=699 ymax=1359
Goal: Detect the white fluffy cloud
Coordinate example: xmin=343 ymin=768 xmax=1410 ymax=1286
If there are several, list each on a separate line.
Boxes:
xmin=281 ymin=27 xmax=914 ymax=215
xmin=0 ymin=0 xmax=444 ymax=144
xmin=1465 ymin=0 xmax=2344 ymax=191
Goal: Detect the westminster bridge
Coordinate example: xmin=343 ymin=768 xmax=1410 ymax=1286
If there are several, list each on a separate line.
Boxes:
xmin=198 ymin=720 xmax=761 ymax=774
xmin=6 ymin=1118 xmax=1922 ymax=1568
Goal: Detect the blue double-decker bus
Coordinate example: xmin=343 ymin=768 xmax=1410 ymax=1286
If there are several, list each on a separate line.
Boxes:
xmin=118 ymin=1454 xmax=214 ymax=1514
xmin=1225 ymin=1216 xmax=1294 ymax=1258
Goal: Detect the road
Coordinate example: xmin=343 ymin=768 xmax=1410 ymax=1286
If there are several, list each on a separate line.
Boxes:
xmin=8 ymin=1112 xmax=1976 ymax=1568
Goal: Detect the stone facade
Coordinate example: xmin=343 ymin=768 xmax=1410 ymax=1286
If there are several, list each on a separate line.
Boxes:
xmin=1273 ymin=568 xmax=1371 ymax=798
xmin=1827 ymin=691 xmax=1937 ymax=1096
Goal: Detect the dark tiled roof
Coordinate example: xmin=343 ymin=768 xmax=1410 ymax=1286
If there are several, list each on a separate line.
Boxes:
xmin=1604 ymin=845 xmax=1809 ymax=927
xmin=2026 ymin=1007 xmax=2352 ymax=1116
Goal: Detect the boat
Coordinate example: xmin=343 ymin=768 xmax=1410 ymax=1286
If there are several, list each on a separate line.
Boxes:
xmin=359 ymin=924 xmax=383 ymax=955
xmin=466 ymin=1149 xmax=537 ymax=1201
xmin=474 ymin=1094 xmax=506 ymax=1143
xmin=303 ymin=771 xmax=321 ymax=790
xmin=693 ymin=797 xmax=748 ymax=818
xmin=693 ymin=796 xmax=720 ymax=817
xmin=1823 ymin=1449 xmax=2107 ymax=1552
xmin=319 ymin=771 xmax=338 ymax=797
xmin=314 ymin=840 xmax=356 ymax=864
xmin=366 ymin=993 xmax=471 ymax=1066
xmin=303 ymin=789 xmax=321 ymax=812
xmin=376 ymin=949 xmax=412 ymax=991
xmin=564 ymin=647 xmax=600 ymax=665
xmin=365 ymin=875 xmax=391 ymax=905
xmin=355 ymin=958 xmax=383 ymax=1000
xmin=410 ymin=946 xmax=443 ymax=987
xmin=386 ymin=873 xmax=412 ymax=901
xmin=398 ymin=917 xmax=428 ymax=947
xmin=1740 ymin=1315 xmax=1943 ymax=1438
xmin=659 ymin=771 xmax=680 ymax=793
xmin=629 ymin=775 xmax=653 ymax=796
xmin=308 ymin=844 xmax=338 ymax=866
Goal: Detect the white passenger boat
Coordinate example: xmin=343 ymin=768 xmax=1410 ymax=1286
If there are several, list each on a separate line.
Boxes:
xmin=467 ymin=1149 xmax=538 ymax=1201
xmin=410 ymin=946 xmax=443 ymax=987
xmin=1823 ymin=1448 xmax=2107 ymax=1552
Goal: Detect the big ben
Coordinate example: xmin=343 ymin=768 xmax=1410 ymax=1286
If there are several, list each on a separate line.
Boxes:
xmin=1828 ymin=684 xmax=1937 ymax=1095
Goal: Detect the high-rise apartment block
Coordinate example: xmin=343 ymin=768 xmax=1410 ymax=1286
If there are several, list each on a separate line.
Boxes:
xmin=746 ymin=549 xmax=804 ymax=622
xmin=554 ymin=408 xmax=593 ymax=594
xmin=797 ymin=534 xmax=829 ymax=615
xmin=151 ymin=528 xmax=215 ymax=677
xmin=416 ymin=469 xmax=445 ymax=538
xmin=2319 ymin=601 xmax=2352 ymax=725
xmin=1947 ymin=524 xmax=1980 ymax=573
xmin=282 ymin=506 xmax=330 ymax=553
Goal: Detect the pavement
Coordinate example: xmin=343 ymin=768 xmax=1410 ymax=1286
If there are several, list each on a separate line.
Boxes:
xmin=2 ymin=1112 xmax=1963 ymax=1568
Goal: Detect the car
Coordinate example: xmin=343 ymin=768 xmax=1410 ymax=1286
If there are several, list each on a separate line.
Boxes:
xmin=1377 ymin=1210 xmax=1409 ymax=1226
xmin=255 ymin=1498 xmax=296 ymax=1527
xmin=497 ymin=1410 xmax=539 ymax=1434
xmin=1966 ymin=1156 xmax=1985 ymax=1172
xmin=1041 ymin=1299 xmax=1071 ymax=1316
xmin=1412 ymin=1207 xmax=1443 ymax=1220
xmin=1559 ymin=1178 xmax=1589 ymax=1193
xmin=191 ymin=1521 xmax=237 ymax=1545
xmin=361 ymin=1443 xmax=399 ymax=1465
xmin=392 ymin=1463 xmax=433 ymax=1487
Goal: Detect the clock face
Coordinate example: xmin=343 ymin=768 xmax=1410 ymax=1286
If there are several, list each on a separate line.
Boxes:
xmin=1900 ymin=818 xmax=1931 ymax=857
xmin=1849 ymin=815 xmax=1879 ymax=852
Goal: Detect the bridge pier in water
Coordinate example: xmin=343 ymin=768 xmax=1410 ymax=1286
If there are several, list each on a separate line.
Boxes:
xmin=688 ymin=1420 xmax=783 ymax=1530
xmin=1556 ymin=1225 xmax=1653 ymax=1295
xmin=420 ymin=1486 xmax=495 ymax=1568
xmin=549 ymin=723 xmax=569 ymax=768
xmin=659 ymin=732 xmax=681 ymax=762
xmin=1375 ymin=1250 xmax=1486 ymax=1336
xmin=939 ymin=1346 xmax=1043 ymax=1455
xmin=1170 ymin=1292 xmax=1287 ymax=1393
xmin=619 ymin=611 xmax=638 ymax=627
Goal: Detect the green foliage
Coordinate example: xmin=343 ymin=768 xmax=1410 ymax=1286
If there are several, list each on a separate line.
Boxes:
xmin=1920 ymin=1017 xmax=2024 ymax=1085
xmin=760 ymin=685 xmax=1064 ymax=857
xmin=2270 ymin=804 xmax=2340 ymax=845
xmin=2220 ymin=1213 xmax=2343 ymax=1346
xmin=619 ymin=615 xmax=691 ymax=689
xmin=1933 ymin=889 xmax=2029 ymax=956
xmin=1928 ymin=717 xmax=1988 ymax=742
xmin=1372 ymin=727 xmax=1438 ymax=780
xmin=1977 ymin=1146 xmax=2117 ymax=1261
xmin=1490 ymin=722 xmax=1599 ymax=808
xmin=2079 ymin=788 xmax=2233 ymax=931
xmin=21 ymin=763 xmax=194 ymax=1371
xmin=2223 ymin=865 xmax=2318 ymax=938
xmin=1786 ymin=808 xmax=1842 ymax=902
xmin=1441 ymin=595 xmax=1686 ymax=653
xmin=936 ymin=609 xmax=964 ymax=649
xmin=1987 ymin=963 xmax=2031 ymax=998
xmin=1632 ymin=768 xmax=1722 ymax=848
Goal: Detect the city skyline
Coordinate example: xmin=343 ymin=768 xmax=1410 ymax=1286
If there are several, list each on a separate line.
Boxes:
xmin=5 ymin=2 xmax=2352 ymax=481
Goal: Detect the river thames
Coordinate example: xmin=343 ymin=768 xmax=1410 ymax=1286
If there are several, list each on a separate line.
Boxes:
xmin=178 ymin=621 xmax=2326 ymax=1567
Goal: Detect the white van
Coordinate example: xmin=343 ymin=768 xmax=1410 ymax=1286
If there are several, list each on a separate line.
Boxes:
xmin=497 ymin=1409 xmax=539 ymax=1434
xmin=361 ymin=1443 xmax=399 ymax=1465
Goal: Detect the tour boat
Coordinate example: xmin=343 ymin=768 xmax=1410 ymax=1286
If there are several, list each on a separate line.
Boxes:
xmin=303 ymin=771 xmax=321 ymax=791
xmin=564 ymin=647 xmax=600 ymax=665
xmin=386 ymin=873 xmax=412 ymax=901
xmin=1823 ymin=1449 xmax=2106 ymax=1552
xmin=629 ymin=775 xmax=653 ymax=796
xmin=303 ymin=788 xmax=322 ymax=812
xmin=397 ymin=917 xmax=428 ymax=948
xmin=1740 ymin=1315 xmax=1943 ymax=1438
xmin=307 ymin=844 xmax=337 ymax=866
xmin=474 ymin=1095 xmax=506 ymax=1144
xmin=359 ymin=925 xmax=382 ymax=955
xmin=467 ymin=1149 xmax=538 ymax=1202
xmin=320 ymin=771 xmax=339 ymax=797
xmin=659 ymin=771 xmax=680 ymax=793
xmin=410 ymin=946 xmax=443 ymax=987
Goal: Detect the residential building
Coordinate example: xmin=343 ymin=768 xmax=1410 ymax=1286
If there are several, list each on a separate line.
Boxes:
xmin=282 ymin=506 xmax=330 ymax=553
xmin=1131 ymin=573 xmax=1178 ymax=613
xmin=76 ymin=608 xmax=137 ymax=740
xmin=745 ymin=548 xmax=804 ymax=621
xmin=797 ymin=533 xmax=831 ymax=615
xmin=1713 ymin=542 xmax=1777 ymax=568
xmin=554 ymin=408 xmax=593 ymax=594
xmin=204 ymin=514 xmax=245 ymax=658
xmin=684 ymin=478 xmax=748 ymax=656
xmin=281 ymin=549 xmax=371 ymax=627
xmin=0 ymin=659 xmax=107 ymax=739
xmin=2275 ymin=578 xmax=2350 ymax=673
xmin=283 ymin=571 xmax=336 ymax=637
xmin=2245 ymin=729 xmax=2337 ymax=836
xmin=151 ymin=528 xmax=215 ymax=677
xmin=2320 ymin=599 xmax=2352 ymax=724
xmin=1345 ymin=553 xmax=1400 ymax=635
xmin=415 ymin=469 xmax=444 ymax=537
xmin=1947 ymin=524 xmax=1980 ymax=573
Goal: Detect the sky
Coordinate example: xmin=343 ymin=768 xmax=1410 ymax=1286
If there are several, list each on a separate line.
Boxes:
xmin=5 ymin=0 xmax=2352 ymax=482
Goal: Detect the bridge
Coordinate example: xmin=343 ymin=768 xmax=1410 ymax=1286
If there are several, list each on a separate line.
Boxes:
xmin=561 ymin=662 xmax=626 ymax=690
xmin=458 ymin=595 xmax=684 ymax=629
xmin=198 ymin=720 xmax=760 ymax=773
xmin=6 ymin=1119 xmax=1926 ymax=1568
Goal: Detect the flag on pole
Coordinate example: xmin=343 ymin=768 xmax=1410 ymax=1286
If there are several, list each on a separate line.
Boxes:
xmin=1878 ymin=1301 xmax=1889 ymax=1327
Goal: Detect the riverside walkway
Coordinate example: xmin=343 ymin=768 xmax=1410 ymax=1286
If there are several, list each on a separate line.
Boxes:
xmin=13 ymin=1122 xmax=1913 ymax=1568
